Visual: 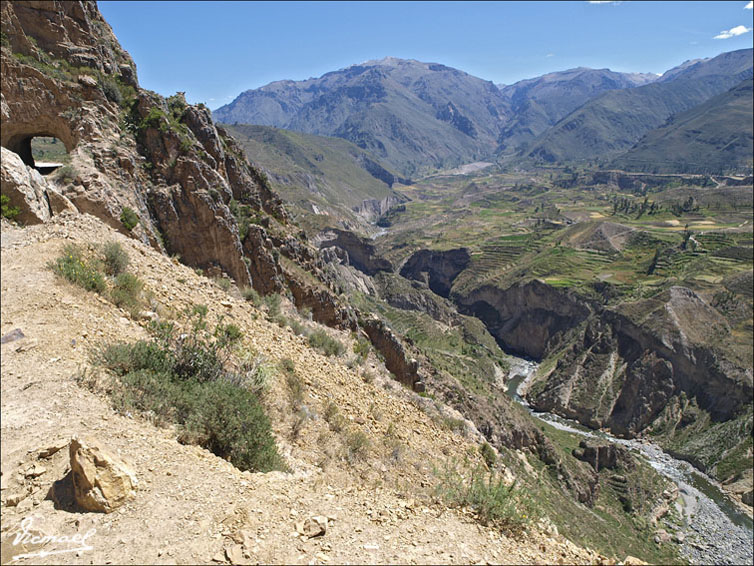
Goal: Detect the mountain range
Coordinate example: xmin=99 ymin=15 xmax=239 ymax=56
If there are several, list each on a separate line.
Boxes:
xmin=214 ymin=57 xmax=510 ymax=176
xmin=214 ymin=49 xmax=753 ymax=176
xmin=612 ymin=78 xmax=754 ymax=175
xmin=526 ymin=49 xmax=754 ymax=164
xmin=497 ymin=67 xmax=657 ymax=153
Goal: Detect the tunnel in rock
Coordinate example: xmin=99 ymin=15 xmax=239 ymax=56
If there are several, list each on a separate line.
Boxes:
xmin=1 ymin=122 xmax=75 ymax=173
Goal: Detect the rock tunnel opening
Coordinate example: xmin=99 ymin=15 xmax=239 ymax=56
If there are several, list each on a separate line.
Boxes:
xmin=27 ymin=136 xmax=69 ymax=174
xmin=2 ymin=126 xmax=75 ymax=176
xmin=29 ymin=136 xmax=69 ymax=174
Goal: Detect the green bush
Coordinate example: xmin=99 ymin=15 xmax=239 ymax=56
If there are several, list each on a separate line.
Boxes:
xmin=229 ymin=199 xmax=263 ymax=241
xmin=95 ymin=316 xmax=286 ymax=473
xmin=101 ymin=76 xmax=123 ymax=106
xmin=1 ymin=194 xmax=20 ymax=220
xmin=213 ymin=276 xmax=232 ymax=292
xmin=480 ymin=442 xmax=497 ymax=468
xmin=110 ymin=272 xmax=144 ymax=314
xmin=49 ymin=244 xmax=106 ymax=293
xmin=344 ymin=429 xmax=370 ymax=462
xmin=241 ymin=286 xmax=261 ymax=305
xmin=286 ymin=318 xmax=308 ymax=336
xmin=435 ymin=462 xmax=531 ymax=533
xmin=323 ymin=400 xmax=345 ymax=432
xmin=120 ymin=207 xmax=139 ymax=231
xmin=215 ymin=322 xmax=243 ymax=349
xmin=96 ymin=340 xmax=174 ymax=376
xmin=140 ymin=106 xmax=168 ymax=131
xmin=285 ymin=369 xmax=305 ymax=409
xmin=262 ymin=293 xmax=281 ymax=317
xmin=308 ymin=330 xmax=345 ymax=357
xmin=102 ymin=241 xmax=129 ymax=275
xmin=353 ymin=338 xmax=371 ymax=360
xmin=183 ymin=379 xmax=284 ymax=473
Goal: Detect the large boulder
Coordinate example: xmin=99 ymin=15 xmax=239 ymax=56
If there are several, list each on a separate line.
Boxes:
xmin=69 ymin=437 xmax=137 ymax=513
xmin=1 ymin=146 xmax=51 ymax=224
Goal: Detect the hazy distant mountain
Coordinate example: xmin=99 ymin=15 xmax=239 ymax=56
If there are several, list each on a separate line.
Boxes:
xmin=221 ymin=124 xmax=407 ymax=226
xmin=612 ymin=79 xmax=754 ymax=175
xmin=496 ymin=68 xmax=658 ymax=152
xmin=214 ymin=57 xmax=510 ymax=176
xmin=524 ymin=49 xmax=753 ymax=163
xmin=657 ymin=49 xmax=754 ymax=83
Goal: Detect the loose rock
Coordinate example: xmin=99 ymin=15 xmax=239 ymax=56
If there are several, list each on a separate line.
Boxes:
xmin=69 ymin=436 xmax=137 ymax=513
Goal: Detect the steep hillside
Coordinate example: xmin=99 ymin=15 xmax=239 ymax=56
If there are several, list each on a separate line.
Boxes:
xmin=497 ymin=68 xmax=657 ymax=152
xmin=1 ymin=213 xmax=609 ymax=565
xmin=221 ymin=124 xmax=408 ymax=232
xmin=612 ymin=79 xmax=754 ymax=175
xmin=373 ymin=165 xmax=753 ymax=493
xmin=214 ymin=57 xmax=510 ymax=177
xmin=525 ymin=49 xmax=753 ymax=163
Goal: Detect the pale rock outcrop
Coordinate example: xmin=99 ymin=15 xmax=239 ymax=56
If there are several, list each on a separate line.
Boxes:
xmin=69 ymin=436 xmax=137 ymax=513
xmin=1 ymin=146 xmax=51 ymax=224
xmin=361 ymin=315 xmax=421 ymax=390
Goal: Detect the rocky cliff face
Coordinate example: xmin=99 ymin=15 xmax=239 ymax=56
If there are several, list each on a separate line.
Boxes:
xmin=453 ymin=279 xmax=593 ymax=359
xmin=400 ymin=248 xmax=471 ymax=298
xmin=445 ymin=272 xmax=751 ymax=479
xmin=528 ymin=286 xmax=752 ymax=438
xmin=1 ymin=1 xmax=146 ymax=237
xmin=317 ymin=228 xmax=393 ymax=276
xmin=1 ymin=1 xmax=348 ymax=315
xmin=352 ymin=194 xmax=407 ymax=223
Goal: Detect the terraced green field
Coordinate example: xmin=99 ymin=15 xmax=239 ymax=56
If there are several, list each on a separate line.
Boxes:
xmin=376 ymin=166 xmax=753 ymax=359
xmin=380 ymin=166 xmax=752 ymax=293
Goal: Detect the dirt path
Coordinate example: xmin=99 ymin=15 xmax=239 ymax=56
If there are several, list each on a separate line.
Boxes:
xmin=1 ymin=213 xmax=604 ymax=565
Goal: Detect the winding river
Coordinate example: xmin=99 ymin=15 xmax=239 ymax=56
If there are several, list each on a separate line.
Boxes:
xmin=504 ymin=357 xmax=754 ymax=566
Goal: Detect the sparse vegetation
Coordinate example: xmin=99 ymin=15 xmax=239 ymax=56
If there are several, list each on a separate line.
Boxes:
xmin=213 ymin=276 xmax=232 ymax=293
xmin=480 ymin=442 xmax=497 ymax=468
xmin=55 ymin=164 xmax=78 ymax=184
xmin=49 ymin=243 xmax=107 ymax=293
xmin=1 ymin=194 xmax=21 ymax=221
xmin=353 ymin=337 xmax=371 ymax=361
xmin=93 ymin=308 xmax=286 ymax=473
xmin=229 ymin=199 xmax=264 ymax=241
xmin=102 ymin=241 xmax=129 ymax=275
xmin=323 ymin=400 xmax=346 ymax=432
xmin=434 ymin=461 xmax=531 ymax=534
xmin=308 ymin=329 xmax=345 ymax=357
xmin=120 ymin=207 xmax=139 ymax=231
xmin=262 ymin=293 xmax=281 ymax=318
xmin=344 ymin=429 xmax=370 ymax=462
xmin=282 ymin=357 xmax=304 ymax=408
xmin=110 ymin=272 xmax=144 ymax=315
xmin=241 ymin=285 xmax=261 ymax=305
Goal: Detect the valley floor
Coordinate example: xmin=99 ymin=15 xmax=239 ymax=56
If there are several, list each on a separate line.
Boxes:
xmin=0 ymin=214 xmax=608 ymax=565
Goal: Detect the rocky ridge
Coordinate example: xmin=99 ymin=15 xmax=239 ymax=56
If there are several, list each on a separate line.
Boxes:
xmin=0 ymin=0 xmax=430 ymax=403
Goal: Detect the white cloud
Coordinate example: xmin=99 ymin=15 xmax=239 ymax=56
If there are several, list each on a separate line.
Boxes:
xmin=588 ymin=1 xmax=621 ymax=4
xmin=746 ymin=1 xmax=753 ymax=10
xmin=546 ymin=53 xmax=555 ymax=57
xmin=714 ymin=25 xmax=752 ymax=39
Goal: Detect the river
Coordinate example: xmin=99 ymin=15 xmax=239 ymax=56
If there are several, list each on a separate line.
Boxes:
xmin=504 ymin=357 xmax=754 ymax=566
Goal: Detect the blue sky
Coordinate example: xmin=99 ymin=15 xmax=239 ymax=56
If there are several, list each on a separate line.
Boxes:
xmin=98 ymin=1 xmax=754 ymax=109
